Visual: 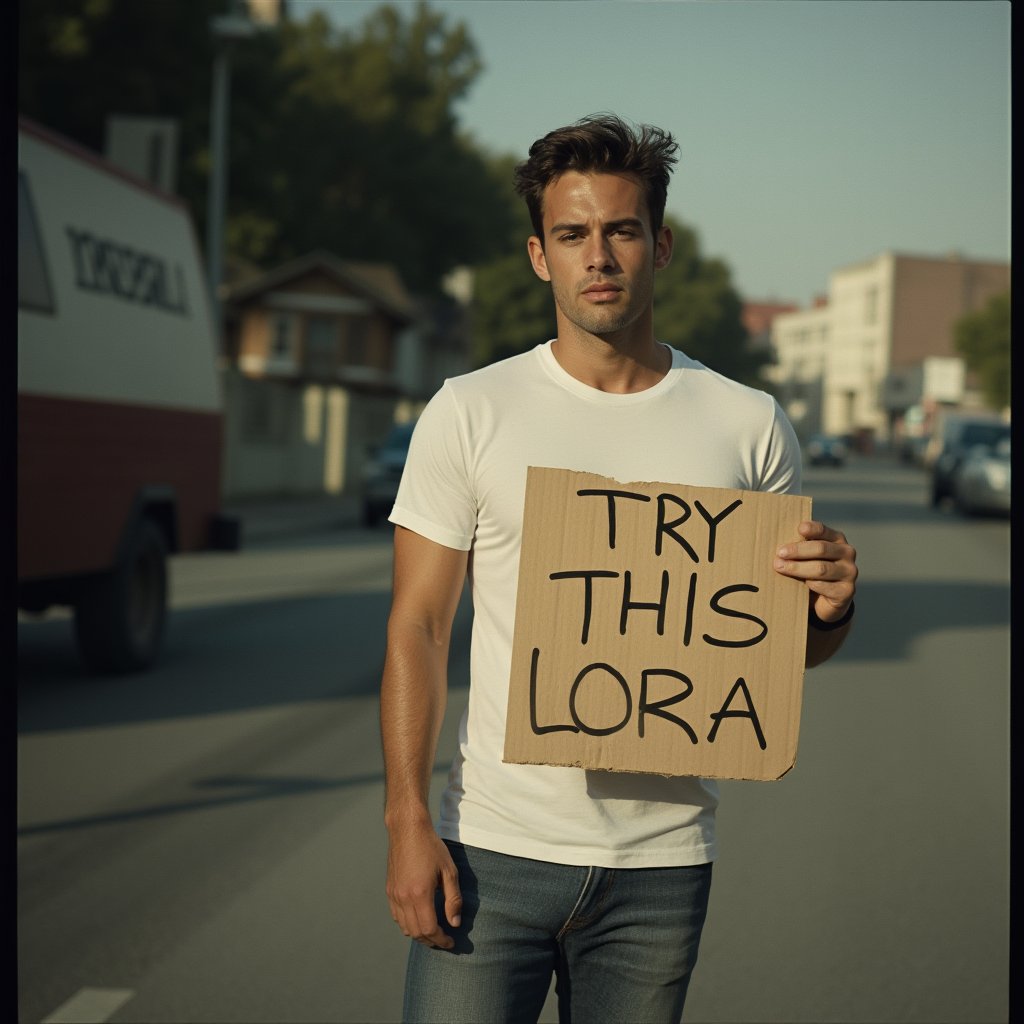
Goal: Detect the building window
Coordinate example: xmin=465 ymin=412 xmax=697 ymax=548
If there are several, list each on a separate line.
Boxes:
xmin=270 ymin=314 xmax=297 ymax=361
xmin=844 ymin=390 xmax=857 ymax=429
xmin=865 ymin=286 xmax=879 ymax=325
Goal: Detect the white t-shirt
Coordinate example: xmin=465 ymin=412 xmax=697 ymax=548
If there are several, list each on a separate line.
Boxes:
xmin=390 ymin=341 xmax=802 ymax=868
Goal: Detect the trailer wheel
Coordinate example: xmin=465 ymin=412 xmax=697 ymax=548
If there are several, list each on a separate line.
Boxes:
xmin=74 ymin=518 xmax=168 ymax=673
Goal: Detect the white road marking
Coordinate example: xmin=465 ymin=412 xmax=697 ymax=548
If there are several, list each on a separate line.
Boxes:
xmin=40 ymin=988 xmax=135 ymax=1023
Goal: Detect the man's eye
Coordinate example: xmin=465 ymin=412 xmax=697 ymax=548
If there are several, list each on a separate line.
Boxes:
xmin=612 ymin=228 xmax=636 ymax=238
xmin=559 ymin=233 xmax=581 ymax=243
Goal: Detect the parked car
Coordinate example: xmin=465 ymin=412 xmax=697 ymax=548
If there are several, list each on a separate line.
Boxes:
xmin=952 ymin=436 xmax=1010 ymax=517
xmin=929 ymin=415 xmax=1010 ymax=506
xmin=806 ymin=434 xmax=847 ymax=467
xmin=362 ymin=420 xmax=416 ymax=526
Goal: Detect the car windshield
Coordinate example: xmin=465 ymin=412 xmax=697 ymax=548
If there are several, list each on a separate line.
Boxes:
xmin=960 ymin=423 xmax=1009 ymax=448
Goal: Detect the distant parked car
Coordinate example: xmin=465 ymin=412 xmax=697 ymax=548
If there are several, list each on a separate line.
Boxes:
xmin=952 ymin=436 xmax=1010 ymax=517
xmin=806 ymin=434 xmax=847 ymax=467
xmin=929 ymin=415 xmax=1009 ymax=506
xmin=362 ymin=420 xmax=416 ymax=527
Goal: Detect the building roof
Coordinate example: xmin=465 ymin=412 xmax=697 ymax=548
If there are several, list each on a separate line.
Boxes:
xmin=834 ymin=248 xmax=1009 ymax=276
xmin=741 ymin=300 xmax=799 ymax=338
xmin=221 ymin=249 xmax=419 ymax=323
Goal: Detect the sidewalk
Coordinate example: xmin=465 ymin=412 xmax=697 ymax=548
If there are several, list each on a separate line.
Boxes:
xmin=222 ymin=494 xmax=364 ymax=544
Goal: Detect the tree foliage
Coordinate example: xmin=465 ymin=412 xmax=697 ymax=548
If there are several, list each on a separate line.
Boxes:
xmin=18 ymin=0 xmax=221 ymax=155
xmin=467 ymin=153 xmax=555 ymax=365
xmin=18 ymin=1 xmax=516 ymax=294
xmin=954 ymin=290 xmax=1010 ymax=411
xmin=470 ymin=250 xmax=557 ymax=366
xmin=18 ymin=0 xmax=755 ymax=344
xmin=224 ymin=5 xmax=516 ymax=291
xmin=652 ymin=217 xmax=767 ymax=386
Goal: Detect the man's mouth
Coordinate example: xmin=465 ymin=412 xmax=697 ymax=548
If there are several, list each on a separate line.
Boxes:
xmin=582 ymin=283 xmax=623 ymax=301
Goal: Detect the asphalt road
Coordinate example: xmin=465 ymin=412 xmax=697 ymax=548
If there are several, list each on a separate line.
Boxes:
xmin=17 ymin=456 xmax=1009 ymax=1024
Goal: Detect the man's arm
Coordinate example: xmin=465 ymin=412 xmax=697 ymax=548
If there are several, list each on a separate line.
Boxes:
xmin=381 ymin=525 xmax=469 ymax=950
xmin=773 ymin=520 xmax=858 ymax=669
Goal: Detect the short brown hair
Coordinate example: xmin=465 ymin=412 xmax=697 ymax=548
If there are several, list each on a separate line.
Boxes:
xmin=513 ymin=113 xmax=679 ymax=242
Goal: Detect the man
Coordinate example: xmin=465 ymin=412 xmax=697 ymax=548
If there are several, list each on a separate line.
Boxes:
xmin=381 ymin=113 xmax=857 ymax=1023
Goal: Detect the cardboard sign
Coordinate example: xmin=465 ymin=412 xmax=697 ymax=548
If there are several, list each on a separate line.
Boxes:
xmin=503 ymin=467 xmax=812 ymax=781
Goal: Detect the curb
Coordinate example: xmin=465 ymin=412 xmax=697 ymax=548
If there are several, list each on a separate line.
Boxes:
xmin=223 ymin=497 xmax=363 ymax=543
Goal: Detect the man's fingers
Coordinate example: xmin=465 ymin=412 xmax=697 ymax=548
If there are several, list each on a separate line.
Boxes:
xmin=797 ymin=519 xmax=848 ymax=544
xmin=391 ymin=895 xmax=455 ymax=949
xmin=774 ymin=517 xmax=858 ymax=619
xmin=773 ymin=554 xmax=856 ymax=581
xmin=776 ymin=540 xmax=855 ymax=565
xmin=410 ymin=903 xmax=455 ymax=949
xmin=441 ymin=862 xmax=463 ymax=929
xmin=776 ymin=519 xmax=857 ymax=586
xmin=386 ymin=862 xmax=460 ymax=949
xmin=385 ymin=829 xmax=461 ymax=950
xmin=779 ymin=539 xmax=846 ymax=561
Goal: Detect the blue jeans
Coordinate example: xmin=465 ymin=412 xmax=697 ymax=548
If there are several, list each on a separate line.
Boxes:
xmin=403 ymin=841 xmax=713 ymax=1023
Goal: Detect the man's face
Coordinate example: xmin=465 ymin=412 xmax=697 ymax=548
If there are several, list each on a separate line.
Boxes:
xmin=527 ymin=171 xmax=672 ymax=343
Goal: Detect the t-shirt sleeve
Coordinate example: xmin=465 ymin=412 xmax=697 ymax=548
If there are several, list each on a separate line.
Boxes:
xmin=758 ymin=396 xmax=803 ymax=495
xmin=388 ymin=383 xmax=477 ymax=550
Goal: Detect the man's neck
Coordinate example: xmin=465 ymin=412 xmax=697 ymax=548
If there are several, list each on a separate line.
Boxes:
xmin=550 ymin=325 xmax=671 ymax=394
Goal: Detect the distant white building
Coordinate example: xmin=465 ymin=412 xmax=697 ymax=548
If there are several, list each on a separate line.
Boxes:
xmin=762 ymin=298 xmax=830 ymax=442
xmin=767 ymin=251 xmax=1009 ymax=447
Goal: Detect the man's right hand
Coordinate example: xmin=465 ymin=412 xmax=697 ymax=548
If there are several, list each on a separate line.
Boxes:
xmin=385 ymin=820 xmax=463 ymax=950
xmin=381 ymin=528 xmax=468 ymax=950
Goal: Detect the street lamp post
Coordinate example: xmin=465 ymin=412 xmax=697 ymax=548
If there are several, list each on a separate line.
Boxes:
xmin=205 ymin=8 xmax=255 ymax=338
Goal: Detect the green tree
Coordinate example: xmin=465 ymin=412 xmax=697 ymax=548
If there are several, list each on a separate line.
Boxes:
xmin=18 ymin=0 xmax=221 ymax=155
xmin=18 ymin=0 xmax=226 ymax=262
xmin=468 ymin=153 xmax=555 ymax=366
xmin=18 ymin=1 xmax=515 ymax=295
xmin=470 ymin=250 xmax=557 ymax=366
xmin=954 ymin=290 xmax=1010 ymax=411
xmin=653 ymin=217 xmax=767 ymax=386
xmin=225 ymin=4 xmax=513 ymax=292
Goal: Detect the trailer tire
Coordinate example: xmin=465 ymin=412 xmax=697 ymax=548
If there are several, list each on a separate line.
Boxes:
xmin=74 ymin=517 xmax=168 ymax=673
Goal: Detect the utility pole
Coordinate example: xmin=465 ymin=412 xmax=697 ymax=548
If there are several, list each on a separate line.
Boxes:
xmin=205 ymin=3 xmax=255 ymax=341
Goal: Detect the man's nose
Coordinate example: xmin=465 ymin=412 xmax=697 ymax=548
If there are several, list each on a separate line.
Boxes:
xmin=585 ymin=235 xmax=616 ymax=271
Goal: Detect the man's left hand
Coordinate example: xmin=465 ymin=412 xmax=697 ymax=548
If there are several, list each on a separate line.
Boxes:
xmin=774 ymin=520 xmax=858 ymax=623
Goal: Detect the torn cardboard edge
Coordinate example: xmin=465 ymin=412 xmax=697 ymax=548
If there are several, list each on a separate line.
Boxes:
xmin=503 ymin=467 xmax=812 ymax=781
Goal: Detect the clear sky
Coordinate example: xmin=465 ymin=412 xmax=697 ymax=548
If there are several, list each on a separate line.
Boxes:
xmin=293 ymin=0 xmax=1010 ymax=308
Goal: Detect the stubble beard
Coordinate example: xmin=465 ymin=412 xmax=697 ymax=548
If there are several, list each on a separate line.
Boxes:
xmin=553 ymin=278 xmax=654 ymax=341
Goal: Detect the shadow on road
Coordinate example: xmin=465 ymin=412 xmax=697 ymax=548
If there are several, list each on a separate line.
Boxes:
xmin=19 ymin=571 xmax=1005 ymax=737
xmin=821 ymin=579 xmax=1008 ymax=663
xmin=16 ymin=762 xmax=454 ymax=838
xmin=17 ymin=588 xmax=473 ymax=734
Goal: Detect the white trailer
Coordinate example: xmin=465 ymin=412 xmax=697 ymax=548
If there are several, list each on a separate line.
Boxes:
xmin=18 ymin=117 xmax=236 ymax=672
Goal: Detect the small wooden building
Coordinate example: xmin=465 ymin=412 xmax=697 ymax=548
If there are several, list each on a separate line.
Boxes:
xmin=219 ymin=250 xmax=422 ymax=501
